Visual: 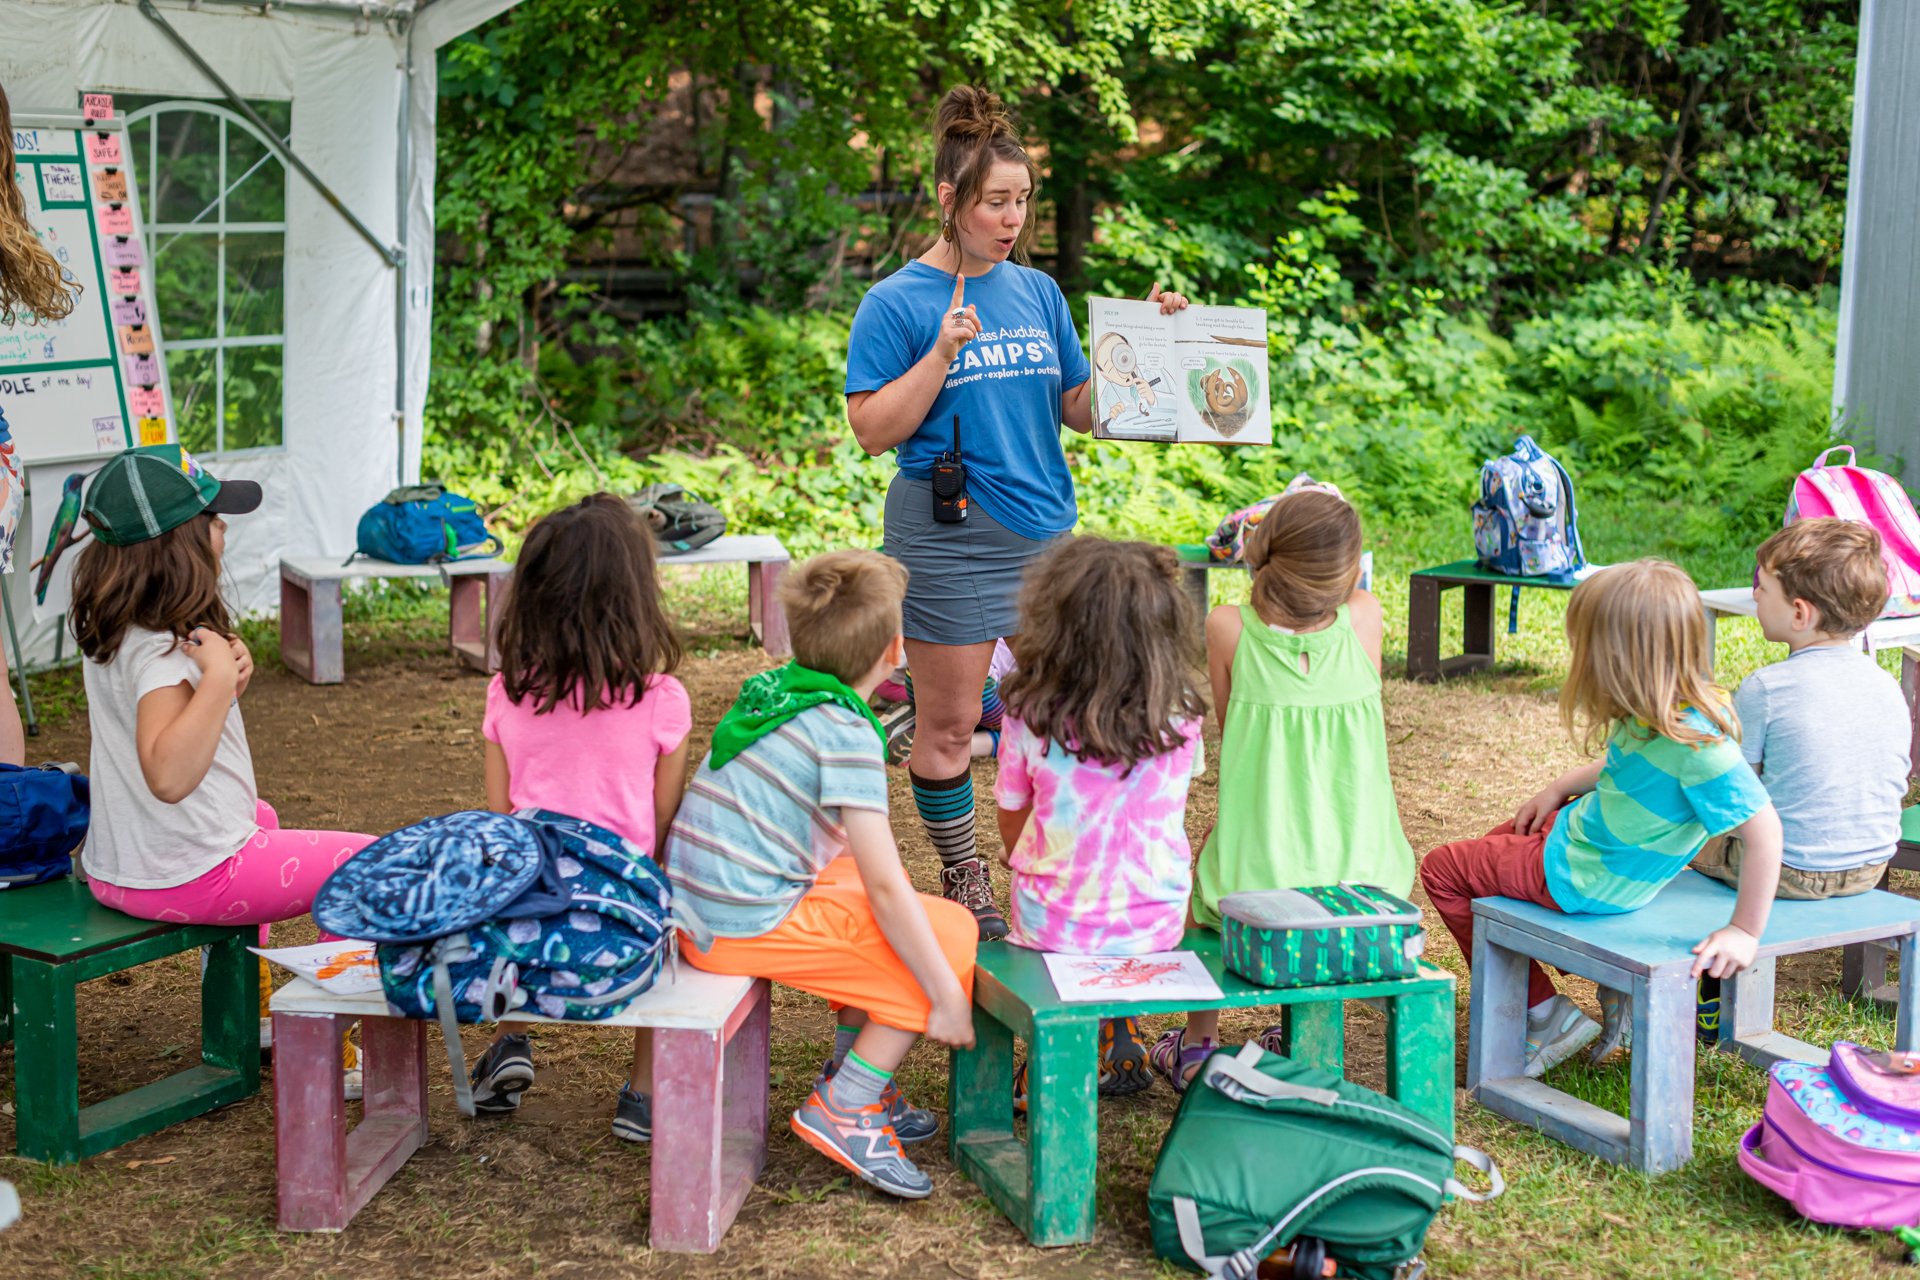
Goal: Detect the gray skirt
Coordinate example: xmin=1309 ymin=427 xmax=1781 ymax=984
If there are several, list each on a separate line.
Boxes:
xmin=884 ymin=474 xmax=1055 ymax=645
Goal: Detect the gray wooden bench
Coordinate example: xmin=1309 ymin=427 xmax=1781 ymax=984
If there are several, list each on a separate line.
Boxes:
xmin=1841 ymin=806 xmax=1920 ymax=1010
xmin=1468 ymin=872 xmax=1920 ymax=1174
xmin=279 ymin=556 xmax=512 ymax=685
xmin=651 ymin=535 xmax=793 ymax=657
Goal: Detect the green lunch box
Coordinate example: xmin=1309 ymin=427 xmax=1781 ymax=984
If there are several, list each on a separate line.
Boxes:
xmin=1220 ymin=884 xmax=1426 ymax=989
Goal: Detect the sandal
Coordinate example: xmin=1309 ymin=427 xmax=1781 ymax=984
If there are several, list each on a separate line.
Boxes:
xmin=1148 ymin=1028 xmax=1214 ymax=1095
xmin=1254 ymin=1024 xmax=1286 ymax=1055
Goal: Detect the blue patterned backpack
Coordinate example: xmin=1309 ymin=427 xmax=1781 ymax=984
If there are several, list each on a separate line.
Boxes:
xmin=1471 ymin=436 xmax=1586 ymax=580
xmin=313 ymin=809 xmax=706 ymax=1115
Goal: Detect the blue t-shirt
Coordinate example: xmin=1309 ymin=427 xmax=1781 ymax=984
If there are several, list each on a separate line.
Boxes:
xmin=844 ymin=259 xmax=1092 ymax=541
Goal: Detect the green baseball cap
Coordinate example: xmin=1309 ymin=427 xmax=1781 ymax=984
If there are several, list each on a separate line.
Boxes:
xmin=81 ymin=444 xmax=262 ymax=546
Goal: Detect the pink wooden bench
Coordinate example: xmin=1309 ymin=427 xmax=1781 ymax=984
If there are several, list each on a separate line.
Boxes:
xmin=279 ymin=556 xmax=513 ymax=685
xmin=270 ymin=968 xmax=769 ymax=1251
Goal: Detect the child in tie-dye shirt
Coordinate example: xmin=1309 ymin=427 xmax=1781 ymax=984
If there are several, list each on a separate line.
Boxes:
xmin=995 ymin=538 xmax=1208 ymax=1097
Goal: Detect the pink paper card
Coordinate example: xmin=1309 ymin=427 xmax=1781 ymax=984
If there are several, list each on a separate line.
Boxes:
xmin=82 ymin=94 xmax=115 ymax=122
xmin=110 ymin=267 xmax=141 ymax=296
xmin=127 ymin=385 xmax=165 ymax=418
xmin=96 ymin=204 xmax=132 ymax=236
xmin=85 ymin=132 xmax=121 ymax=165
xmin=137 ymin=417 xmax=168 ymax=446
xmin=103 ymin=238 xmax=141 ymax=269
xmin=109 ymin=296 xmax=146 ymax=326
xmin=93 ymin=170 xmax=127 ymax=203
xmin=122 ymin=354 xmax=157 ymax=388
xmin=118 ymin=325 xmax=154 ymax=356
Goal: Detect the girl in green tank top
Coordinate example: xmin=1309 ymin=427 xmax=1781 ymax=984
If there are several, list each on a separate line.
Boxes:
xmin=1149 ymin=488 xmax=1416 ymax=1091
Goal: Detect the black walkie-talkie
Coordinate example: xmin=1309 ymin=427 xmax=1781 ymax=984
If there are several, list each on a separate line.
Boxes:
xmin=931 ymin=412 xmax=968 ymax=523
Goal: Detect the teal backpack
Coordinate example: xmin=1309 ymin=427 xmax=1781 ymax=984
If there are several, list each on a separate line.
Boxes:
xmin=1149 ymin=1043 xmax=1501 ymax=1280
xmin=353 ymin=484 xmax=502 ymax=565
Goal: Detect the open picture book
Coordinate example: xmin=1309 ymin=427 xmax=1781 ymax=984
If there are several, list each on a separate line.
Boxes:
xmin=1087 ymin=297 xmax=1271 ymax=445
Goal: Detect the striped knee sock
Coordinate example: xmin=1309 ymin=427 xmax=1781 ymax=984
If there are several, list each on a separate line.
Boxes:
xmin=911 ymin=769 xmax=977 ymax=869
xmin=978 ymin=676 xmax=1004 ymax=733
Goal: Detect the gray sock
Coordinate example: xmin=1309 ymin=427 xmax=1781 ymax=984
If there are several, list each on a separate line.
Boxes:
xmin=827 ymin=1050 xmax=890 ymax=1110
xmin=831 ymin=1024 xmax=859 ymax=1070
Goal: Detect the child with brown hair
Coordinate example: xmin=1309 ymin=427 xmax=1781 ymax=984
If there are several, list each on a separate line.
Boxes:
xmin=1421 ymin=559 xmax=1784 ymax=1078
xmin=665 ymin=550 xmax=977 ymax=1201
xmin=1152 ymin=489 xmax=1414 ymax=1090
xmin=994 ymin=538 xmax=1208 ymax=1096
xmin=461 ymin=493 xmax=691 ymax=1143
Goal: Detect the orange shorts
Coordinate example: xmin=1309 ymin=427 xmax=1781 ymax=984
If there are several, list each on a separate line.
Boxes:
xmin=680 ymin=856 xmax=977 ymax=1033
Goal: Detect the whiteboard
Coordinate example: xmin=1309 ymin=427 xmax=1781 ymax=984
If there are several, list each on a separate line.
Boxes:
xmin=2 ymin=111 xmax=174 ymax=466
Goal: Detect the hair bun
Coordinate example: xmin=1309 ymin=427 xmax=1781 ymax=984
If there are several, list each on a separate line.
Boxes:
xmin=936 ymin=85 xmax=1016 ymax=145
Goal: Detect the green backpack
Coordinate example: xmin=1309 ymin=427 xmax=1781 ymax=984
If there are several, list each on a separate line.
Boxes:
xmin=1148 ymin=1043 xmax=1501 ymax=1280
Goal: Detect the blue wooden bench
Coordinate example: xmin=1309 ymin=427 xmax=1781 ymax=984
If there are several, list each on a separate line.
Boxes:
xmin=949 ymin=929 xmax=1455 ymax=1247
xmin=1467 ymin=872 xmax=1920 ymax=1174
xmin=1841 ymin=806 xmax=1920 ymax=1009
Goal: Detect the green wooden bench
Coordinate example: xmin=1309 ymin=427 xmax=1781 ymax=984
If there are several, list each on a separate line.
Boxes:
xmin=1406 ymin=560 xmax=1577 ymax=681
xmin=0 ymin=878 xmax=259 ymax=1165
xmin=947 ymin=929 xmax=1455 ymax=1247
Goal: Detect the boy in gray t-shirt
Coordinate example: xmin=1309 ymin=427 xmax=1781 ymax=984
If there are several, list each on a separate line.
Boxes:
xmin=1693 ymin=518 xmax=1911 ymax=900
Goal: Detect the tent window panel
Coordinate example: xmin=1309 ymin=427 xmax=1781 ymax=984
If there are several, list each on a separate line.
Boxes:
xmin=222 ymin=347 xmax=282 ymax=452
xmin=116 ymin=96 xmax=289 ymax=454
xmin=152 ymin=234 xmax=218 ymax=342
xmin=223 ymin=234 xmax=284 ymax=338
xmin=167 ymin=349 xmax=218 ymax=455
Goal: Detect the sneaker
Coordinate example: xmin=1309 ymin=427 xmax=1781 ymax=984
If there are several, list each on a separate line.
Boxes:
xmin=790 ymin=1087 xmax=933 ymax=1199
xmin=1524 ymin=995 xmax=1601 ymax=1078
xmin=469 ymin=1033 xmax=535 ymax=1114
xmin=1696 ymin=975 xmax=1721 ymax=1043
xmin=817 ymin=1058 xmax=938 ymax=1144
xmin=1099 ymin=1017 xmax=1154 ymax=1096
xmin=880 ymin=703 xmax=916 ymax=767
xmin=612 ymin=1086 xmax=651 ymax=1142
xmin=941 ymin=857 xmax=1008 ymax=941
xmin=1590 ymin=987 xmax=1633 ymax=1064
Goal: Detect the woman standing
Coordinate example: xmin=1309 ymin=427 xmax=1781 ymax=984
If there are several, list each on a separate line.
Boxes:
xmin=845 ymin=86 xmax=1186 ymax=939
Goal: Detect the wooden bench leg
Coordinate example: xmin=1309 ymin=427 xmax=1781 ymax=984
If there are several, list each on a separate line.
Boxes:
xmin=448 ymin=570 xmax=509 ymax=674
xmin=200 ymin=931 xmax=260 ymax=1085
xmin=1280 ymin=1001 xmax=1346 ymax=1074
xmin=747 ymin=560 xmax=791 ymax=658
xmin=1023 ymin=1018 xmax=1099 ymax=1247
xmin=1407 ymin=576 xmax=1442 ymax=682
xmin=1387 ymin=985 xmax=1455 ymax=1136
xmin=280 ymin=568 xmax=344 ymax=685
xmin=1720 ymin=956 xmax=1820 ymax=1068
xmin=1900 ymin=930 xmax=1920 ymax=1053
xmin=1465 ymin=926 xmax=1527 ymax=1092
xmin=10 ymin=956 xmax=81 ymax=1164
xmin=1843 ymin=866 xmax=1899 ymax=1011
xmin=651 ymin=980 xmax=768 ymax=1254
xmin=1629 ymin=969 xmax=1694 ymax=1174
xmin=949 ymin=1001 xmax=1023 ymax=1226
xmin=1182 ymin=565 xmax=1210 ymax=651
xmin=276 ymin=1009 xmax=425 ymax=1233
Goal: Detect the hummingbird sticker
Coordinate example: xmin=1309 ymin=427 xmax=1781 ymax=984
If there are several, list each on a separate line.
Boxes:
xmin=32 ymin=472 xmax=88 ymax=606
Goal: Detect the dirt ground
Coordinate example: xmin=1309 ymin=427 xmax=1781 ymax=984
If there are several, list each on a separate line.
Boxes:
xmin=0 ymin=619 xmax=1862 ymax=1278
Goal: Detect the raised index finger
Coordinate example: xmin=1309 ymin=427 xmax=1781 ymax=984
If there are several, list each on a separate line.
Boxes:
xmin=949 ymin=271 xmax=965 ymax=315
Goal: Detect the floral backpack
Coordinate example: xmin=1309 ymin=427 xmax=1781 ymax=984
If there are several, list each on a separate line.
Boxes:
xmin=1784 ymin=446 xmax=1920 ymax=619
xmin=1205 ymin=474 xmax=1346 ymax=564
xmin=1471 ymin=435 xmax=1586 ymax=580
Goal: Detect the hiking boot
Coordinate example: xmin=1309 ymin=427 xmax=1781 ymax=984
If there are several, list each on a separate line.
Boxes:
xmin=1099 ymin=1017 xmax=1154 ymax=1096
xmin=941 ymin=857 xmax=1008 ymax=941
xmin=817 ymin=1058 xmax=937 ymax=1144
xmin=1590 ymin=987 xmax=1634 ymax=1064
xmin=790 ymin=1087 xmax=933 ymax=1199
xmin=880 ymin=703 xmax=916 ymax=768
xmin=612 ymin=1085 xmax=651 ymax=1142
xmin=1524 ymin=995 xmax=1600 ymax=1078
xmin=469 ymin=1033 xmax=535 ymax=1114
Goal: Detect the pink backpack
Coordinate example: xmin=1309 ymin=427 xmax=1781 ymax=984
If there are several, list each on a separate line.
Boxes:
xmin=1785 ymin=446 xmax=1920 ymax=618
xmin=1739 ymin=1042 xmax=1920 ymax=1229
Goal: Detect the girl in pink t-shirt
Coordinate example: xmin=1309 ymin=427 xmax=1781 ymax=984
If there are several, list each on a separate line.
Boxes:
xmin=995 ymin=538 xmax=1207 ymax=1100
xmin=467 ymin=493 xmax=692 ymax=1145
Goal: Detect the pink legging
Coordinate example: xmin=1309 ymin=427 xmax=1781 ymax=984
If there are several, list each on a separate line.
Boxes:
xmin=89 ymin=801 xmax=374 ymax=945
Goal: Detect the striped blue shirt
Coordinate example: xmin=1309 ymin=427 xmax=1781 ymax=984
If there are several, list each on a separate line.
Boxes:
xmin=664 ymin=704 xmax=890 ymax=937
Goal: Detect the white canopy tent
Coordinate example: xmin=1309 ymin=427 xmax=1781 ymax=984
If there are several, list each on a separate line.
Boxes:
xmin=1 ymin=0 xmax=521 ymax=662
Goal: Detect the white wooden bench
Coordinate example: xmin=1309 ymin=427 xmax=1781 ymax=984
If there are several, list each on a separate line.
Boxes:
xmin=652 ymin=535 xmax=793 ymax=657
xmin=1699 ymin=587 xmax=1920 ymax=666
xmin=270 ymin=967 xmax=769 ymax=1252
xmin=279 ymin=556 xmax=512 ymax=685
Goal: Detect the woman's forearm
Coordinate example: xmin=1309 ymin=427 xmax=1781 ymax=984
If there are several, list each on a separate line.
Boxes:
xmin=849 ymin=349 xmax=953 ymax=454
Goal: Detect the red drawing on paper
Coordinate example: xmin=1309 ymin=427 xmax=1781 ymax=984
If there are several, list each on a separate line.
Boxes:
xmin=1073 ymin=958 xmax=1187 ymax=988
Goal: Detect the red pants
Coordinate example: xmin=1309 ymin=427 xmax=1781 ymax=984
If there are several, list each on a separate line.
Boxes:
xmin=1420 ymin=814 xmax=1565 ymax=1008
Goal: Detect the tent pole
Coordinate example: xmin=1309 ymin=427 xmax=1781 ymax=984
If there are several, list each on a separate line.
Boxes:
xmin=137 ymin=0 xmax=403 ymax=271
xmin=395 ymin=19 xmax=416 ymax=488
